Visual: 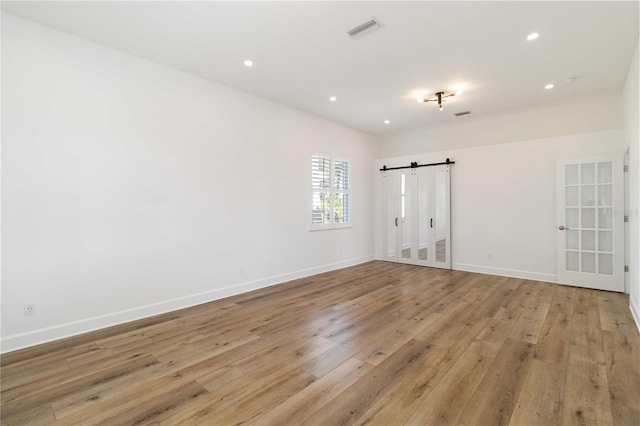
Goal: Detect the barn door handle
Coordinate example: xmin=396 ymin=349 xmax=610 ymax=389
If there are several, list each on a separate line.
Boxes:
xmin=430 ymin=218 xmax=433 ymax=228
xmin=395 ymin=217 xmax=398 ymax=227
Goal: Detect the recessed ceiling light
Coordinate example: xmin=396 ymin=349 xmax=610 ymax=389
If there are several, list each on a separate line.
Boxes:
xmin=244 ymin=60 xmax=253 ymax=67
xmin=527 ymin=33 xmax=539 ymax=41
xmin=545 ymin=84 xmax=554 ymax=90
xmin=329 ymin=96 xmax=337 ymax=102
xmin=384 ymin=120 xmax=390 ymax=124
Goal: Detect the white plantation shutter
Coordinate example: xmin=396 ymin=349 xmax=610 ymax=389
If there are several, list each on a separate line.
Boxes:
xmin=311 ymin=153 xmax=331 ymax=225
xmin=333 ymin=160 xmax=350 ymax=223
xmin=334 ymin=160 xmax=349 ymax=190
xmin=312 ymin=156 xmax=331 ymax=189
xmin=310 ymin=152 xmax=351 ymax=229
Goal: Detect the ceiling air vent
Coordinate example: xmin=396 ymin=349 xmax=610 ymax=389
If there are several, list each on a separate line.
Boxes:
xmin=454 ymin=111 xmax=471 ymax=117
xmin=347 ymin=19 xmax=383 ymax=39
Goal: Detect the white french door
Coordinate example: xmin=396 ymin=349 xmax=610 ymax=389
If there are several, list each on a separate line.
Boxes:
xmin=556 ymin=155 xmax=624 ymax=292
xmin=382 ymin=165 xmax=451 ymax=269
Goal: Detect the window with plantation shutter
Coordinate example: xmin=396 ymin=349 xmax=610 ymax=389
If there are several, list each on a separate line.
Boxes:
xmin=311 ymin=152 xmax=351 ymax=230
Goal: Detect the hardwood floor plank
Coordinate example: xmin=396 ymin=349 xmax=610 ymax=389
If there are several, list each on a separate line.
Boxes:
xmin=0 ymin=313 xmax=181 ymax=368
xmin=0 ymin=359 xmax=71 ymax=395
xmin=353 ymin=314 xmax=440 ymax=366
xmin=1 ymin=403 xmax=56 ymax=426
xmin=470 ymin=277 xmax=522 ymax=319
xmin=404 ymin=350 xmax=491 ymax=426
xmin=166 ymin=338 xmax=335 ymax=424
xmin=301 ymin=342 xmax=360 ymax=378
xmin=323 ymin=298 xmax=405 ymax=344
xmin=301 ymin=338 xmax=436 ymax=426
xmin=534 ymin=310 xmax=573 ymax=365
xmin=60 ymin=381 xmax=208 ymax=426
xmin=253 ymin=357 xmax=371 ymax=425
xmin=0 ymin=262 xmax=636 ymax=426
xmin=413 ymin=285 xmax=489 ymax=345
xmin=229 ymin=333 xmax=327 ymax=375
xmin=420 ymin=316 xmax=490 ymax=373
xmin=351 ymin=365 xmax=442 ymax=426
xmin=549 ymin=284 xmax=576 ymax=315
xmin=467 ymin=307 xmax=521 ymax=359
xmin=562 ymin=344 xmax=613 ymax=425
xmin=197 ymin=369 xmax=316 ymax=426
xmin=508 ymin=302 xmax=551 ymax=344
xmin=613 ymin=406 xmax=640 ymax=426
xmin=1 ymin=343 xmax=94 ymax=381
xmin=498 ymin=279 xmax=530 ymax=310
xmin=598 ymin=295 xmax=630 ymax=335
xmin=458 ymin=338 xmax=535 ymax=426
xmin=53 ymin=352 xmax=232 ymax=424
xmin=1 ymin=355 xmax=160 ymax=421
xmin=509 ymin=359 xmax=565 ymax=426
xmin=571 ymin=288 xmax=604 ymax=352
xmin=601 ymin=330 xmax=640 ymax=423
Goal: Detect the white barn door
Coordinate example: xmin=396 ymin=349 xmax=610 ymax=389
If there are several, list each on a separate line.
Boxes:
xmin=382 ymin=165 xmax=451 ymax=269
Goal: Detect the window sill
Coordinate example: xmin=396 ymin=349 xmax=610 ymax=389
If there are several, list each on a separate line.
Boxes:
xmin=309 ymin=223 xmax=352 ymax=232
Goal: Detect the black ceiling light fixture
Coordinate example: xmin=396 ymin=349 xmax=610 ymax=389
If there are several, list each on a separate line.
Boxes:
xmin=417 ymin=91 xmax=457 ymax=111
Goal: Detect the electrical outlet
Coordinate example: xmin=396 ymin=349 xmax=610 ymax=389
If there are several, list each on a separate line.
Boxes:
xmin=24 ymin=302 xmax=36 ymax=316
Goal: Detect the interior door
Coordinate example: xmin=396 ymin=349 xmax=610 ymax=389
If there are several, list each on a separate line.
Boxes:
xmin=415 ymin=167 xmax=431 ymax=266
xmin=382 ymin=165 xmax=451 ymax=269
xmin=431 ymin=165 xmax=451 ymax=269
xmin=383 ymin=170 xmax=398 ymax=262
xmin=557 ymin=156 xmax=624 ymax=292
xmin=398 ymin=169 xmax=414 ymax=264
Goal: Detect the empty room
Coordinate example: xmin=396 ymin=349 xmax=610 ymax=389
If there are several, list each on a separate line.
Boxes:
xmin=1 ymin=1 xmax=639 ymax=425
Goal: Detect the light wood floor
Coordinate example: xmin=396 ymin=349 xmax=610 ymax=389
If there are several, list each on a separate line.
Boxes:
xmin=2 ymin=261 xmax=639 ymax=425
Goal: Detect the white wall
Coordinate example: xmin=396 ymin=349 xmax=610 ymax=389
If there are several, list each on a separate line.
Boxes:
xmin=379 ymin=94 xmax=623 ymax=159
xmin=623 ymin=38 xmax=640 ymax=330
xmin=1 ymin=14 xmax=378 ymax=352
xmin=375 ymin=129 xmax=626 ymax=282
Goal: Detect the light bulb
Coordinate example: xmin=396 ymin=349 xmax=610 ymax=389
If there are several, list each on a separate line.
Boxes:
xmin=244 ymin=60 xmax=253 ymax=67
xmin=329 ymin=96 xmax=337 ymax=102
xmin=527 ymin=33 xmax=539 ymax=41
xmin=439 ymin=105 xmax=443 ymax=111
xmin=417 ymin=98 xmax=425 ymax=103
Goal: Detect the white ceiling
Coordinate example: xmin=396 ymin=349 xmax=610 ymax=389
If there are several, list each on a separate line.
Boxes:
xmin=3 ymin=1 xmax=638 ymax=137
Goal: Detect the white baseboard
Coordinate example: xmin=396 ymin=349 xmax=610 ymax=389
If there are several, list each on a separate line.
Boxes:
xmin=1 ymin=255 xmax=375 ymax=354
xmin=452 ymin=263 xmax=558 ymax=283
xmin=630 ymin=297 xmax=640 ymax=333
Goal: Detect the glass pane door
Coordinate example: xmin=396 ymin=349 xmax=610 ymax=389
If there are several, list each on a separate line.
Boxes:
xmin=564 ymin=162 xmax=614 ymax=275
xmin=557 ymin=155 xmax=623 ymax=292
